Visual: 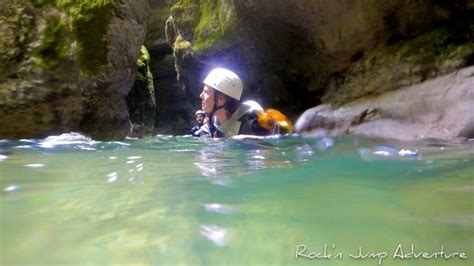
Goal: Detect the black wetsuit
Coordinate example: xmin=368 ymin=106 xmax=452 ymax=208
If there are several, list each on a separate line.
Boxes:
xmin=211 ymin=112 xmax=271 ymax=138
xmin=191 ymin=123 xmax=211 ymax=137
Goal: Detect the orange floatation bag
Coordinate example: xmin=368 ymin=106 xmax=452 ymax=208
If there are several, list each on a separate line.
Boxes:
xmin=256 ymin=109 xmax=294 ymax=134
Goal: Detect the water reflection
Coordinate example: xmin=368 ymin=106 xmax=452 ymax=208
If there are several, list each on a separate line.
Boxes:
xmin=200 ymin=224 xmax=228 ymax=246
xmin=107 ymin=172 xmax=118 ymax=183
xmin=24 ymin=164 xmax=45 ymax=168
xmin=0 ymin=133 xmax=473 ymax=264
xmin=3 ymin=184 xmax=21 ymax=193
xmin=39 ymin=132 xmax=97 ymax=150
xmin=193 ymin=136 xmax=324 ymax=182
xmin=359 ymin=144 xmax=420 ymax=161
xmin=0 ymin=154 xmax=8 ymax=162
xmin=315 ymin=137 xmax=334 ymax=151
xmin=203 ymin=203 xmax=233 ymax=214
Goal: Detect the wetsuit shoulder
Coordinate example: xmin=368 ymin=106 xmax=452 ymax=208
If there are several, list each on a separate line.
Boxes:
xmin=239 ymin=112 xmax=271 ymax=136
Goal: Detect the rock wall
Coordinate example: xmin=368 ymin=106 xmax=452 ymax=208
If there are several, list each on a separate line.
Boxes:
xmin=163 ymin=0 xmax=473 ymax=138
xmin=0 ymin=0 xmax=149 ymax=140
xmin=145 ymin=0 xmax=194 ymax=135
xmin=126 ymin=46 xmax=156 ymax=137
xmin=295 ymin=66 xmax=474 ymax=140
xmin=1 ymin=0 xmax=472 ymax=139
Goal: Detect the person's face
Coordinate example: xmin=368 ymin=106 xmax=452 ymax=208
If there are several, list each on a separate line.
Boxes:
xmin=200 ymin=85 xmax=215 ymax=113
xmin=196 ymin=114 xmax=204 ymax=124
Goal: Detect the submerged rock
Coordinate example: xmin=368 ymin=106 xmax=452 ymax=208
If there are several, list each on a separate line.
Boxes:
xmin=295 ymin=66 xmax=474 ymax=140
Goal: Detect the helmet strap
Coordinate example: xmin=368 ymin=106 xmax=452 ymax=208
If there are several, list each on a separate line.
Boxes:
xmin=208 ymin=93 xmax=227 ymax=136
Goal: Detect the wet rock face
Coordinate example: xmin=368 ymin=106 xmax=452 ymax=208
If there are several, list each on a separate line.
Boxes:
xmin=1 ymin=0 xmax=471 ymax=139
xmin=237 ymin=0 xmax=464 ymax=71
xmin=127 ymin=46 xmax=156 ymax=137
xmin=295 ymin=66 xmax=474 ymax=140
xmin=145 ymin=0 xmax=194 ymax=135
xmin=164 ymin=0 xmax=472 ymax=139
xmin=166 ymin=0 xmax=330 ymax=122
xmin=0 ymin=0 xmax=149 ymax=140
xmin=166 ymin=0 xmax=471 ymax=127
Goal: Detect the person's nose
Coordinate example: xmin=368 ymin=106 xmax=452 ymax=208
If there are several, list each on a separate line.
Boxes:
xmin=199 ymin=90 xmax=204 ymax=99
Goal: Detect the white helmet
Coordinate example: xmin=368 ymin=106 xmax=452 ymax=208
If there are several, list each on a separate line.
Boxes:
xmin=203 ymin=68 xmax=242 ymax=101
xmin=195 ymin=110 xmax=205 ymax=116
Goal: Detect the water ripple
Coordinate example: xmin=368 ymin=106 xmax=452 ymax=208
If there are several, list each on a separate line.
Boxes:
xmin=107 ymin=172 xmax=118 ymax=183
xmin=203 ymin=203 xmax=233 ymax=214
xmin=24 ymin=164 xmax=45 ymax=168
xmin=200 ymin=224 xmax=228 ymax=246
xmin=359 ymin=144 xmax=420 ymax=161
xmin=3 ymin=185 xmax=21 ymax=193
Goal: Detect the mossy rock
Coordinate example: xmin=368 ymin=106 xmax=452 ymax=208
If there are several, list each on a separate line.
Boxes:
xmin=58 ymin=0 xmax=117 ymax=76
xmin=0 ymin=1 xmax=35 ymax=79
xmin=380 ymin=28 xmax=473 ymax=66
xmin=323 ymin=25 xmax=474 ymax=105
xmin=170 ymin=0 xmax=200 ymax=41
xmin=33 ymin=14 xmax=68 ymax=70
xmin=192 ymin=0 xmax=237 ymax=51
xmin=29 ymin=0 xmax=55 ymax=8
xmin=28 ymin=0 xmax=117 ymax=76
xmin=127 ymin=45 xmax=156 ymax=136
xmin=171 ymin=0 xmax=237 ymax=52
xmin=136 ymin=46 xmax=153 ymax=82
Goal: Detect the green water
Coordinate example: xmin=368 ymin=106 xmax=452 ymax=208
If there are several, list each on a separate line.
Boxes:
xmin=0 ymin=134 xmax=473 ymax=265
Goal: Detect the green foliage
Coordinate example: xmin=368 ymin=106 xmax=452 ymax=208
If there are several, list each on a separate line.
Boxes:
xmin=33 ymin=17 xmax=68 ymax=70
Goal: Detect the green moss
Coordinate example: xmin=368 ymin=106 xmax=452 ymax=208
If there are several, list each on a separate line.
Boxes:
xmin=33 ymin=17 xmax=68 ymax=70
xmin=170 ymin=0 xmax=198 ymax=14
xmin=170 ymin=0 xmax=237 ymax=52
xmin=29 ymin=0 xmax=55 ymax=8
xmin=364 ymin=27 xmax=473 ymax=68
xmin=56 ymin=0 xmax=116 ymax=76
xmin=29 ymin=0 xmax=117 ymax=76
xmin=136 ymin=46 xmax=153 ymax=82
xmin=170 ymin=0 xmax=200 ymax=36
xmin=173 ymin=35 xmax=192 ymax=50
xmin=192 ymin=0 xmax=237 ymax=51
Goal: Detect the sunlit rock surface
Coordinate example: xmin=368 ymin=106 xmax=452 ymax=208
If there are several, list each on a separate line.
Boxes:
xmin=295 ymin=66 xmax=474 ymax=140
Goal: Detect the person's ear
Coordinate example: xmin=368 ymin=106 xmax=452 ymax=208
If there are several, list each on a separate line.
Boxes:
xmin=217 ymin=95 xmax=226 ymax=106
